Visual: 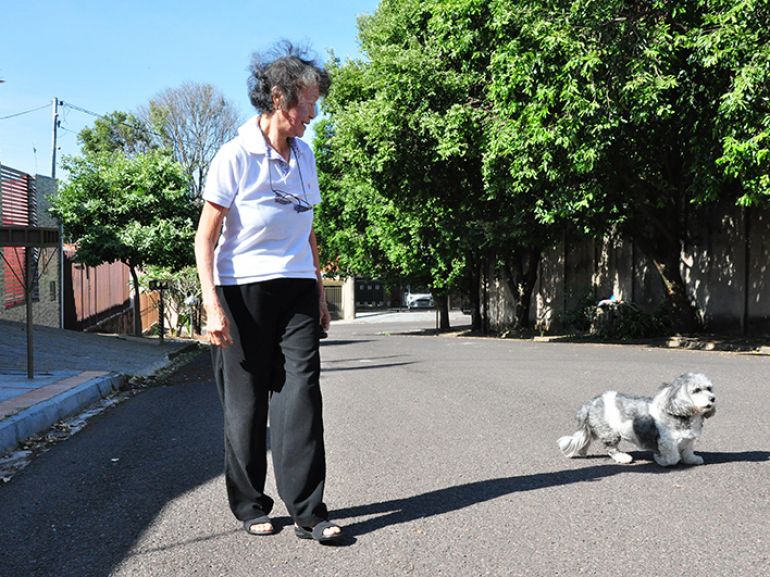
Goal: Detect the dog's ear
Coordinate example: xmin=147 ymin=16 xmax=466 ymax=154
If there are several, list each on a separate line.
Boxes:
xmin=661 ymin=380 xmax=693 ymax=417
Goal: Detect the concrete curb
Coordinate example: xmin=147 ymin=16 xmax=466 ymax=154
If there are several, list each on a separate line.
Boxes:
xmin=0 ymin=373 xmax=126 ymax=455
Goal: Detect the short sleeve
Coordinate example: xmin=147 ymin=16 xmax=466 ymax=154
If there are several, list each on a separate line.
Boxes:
xmin=203 ymin=143 xmax=241 ymax=208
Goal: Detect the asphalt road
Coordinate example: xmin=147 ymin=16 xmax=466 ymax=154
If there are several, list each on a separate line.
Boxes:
xmin=1 ymin=314 xmax=768 ymax=577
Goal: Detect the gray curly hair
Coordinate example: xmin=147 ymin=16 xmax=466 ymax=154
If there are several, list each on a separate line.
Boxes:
xmin=247 ymin=40 xmax=331 ymax=113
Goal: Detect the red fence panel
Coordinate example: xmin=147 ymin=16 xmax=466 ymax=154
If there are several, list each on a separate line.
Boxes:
xmin=66 ymin=246 xmax=131 ymax=328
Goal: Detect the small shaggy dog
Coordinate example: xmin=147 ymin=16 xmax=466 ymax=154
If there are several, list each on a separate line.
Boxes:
xmin=558 ymin=373 xmax=716 ymax=466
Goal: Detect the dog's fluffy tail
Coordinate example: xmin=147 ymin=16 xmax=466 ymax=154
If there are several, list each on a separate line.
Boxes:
xmin=557 ymin=406 xmax=592 ymax=458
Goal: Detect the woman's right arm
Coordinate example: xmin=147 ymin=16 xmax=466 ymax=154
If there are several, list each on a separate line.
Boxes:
xmin=195 ymin=200 xmax=233 ymax=347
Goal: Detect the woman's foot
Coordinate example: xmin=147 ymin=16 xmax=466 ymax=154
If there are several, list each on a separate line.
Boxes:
xmin=294 ymin=521 xmax=343 ymax=543
xmin=243 ymin=516 xmax=274 ymax=536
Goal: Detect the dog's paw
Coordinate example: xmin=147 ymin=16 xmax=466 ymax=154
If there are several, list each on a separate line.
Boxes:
xmin=609 ymin=451 xmax=633 ymax=464
xmin=682 ymin=454 xmax=704 ymax=466
xmin=653 ymin=453 xmax=680 ymax=467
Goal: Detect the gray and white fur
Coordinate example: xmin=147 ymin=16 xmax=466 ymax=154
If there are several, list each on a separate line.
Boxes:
xmin=558 ymin=373 xmax=716 ymax=466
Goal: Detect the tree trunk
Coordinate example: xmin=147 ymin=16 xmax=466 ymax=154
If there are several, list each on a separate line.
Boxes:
xmin=434 ymin=294 xmax=450 ymax=330
xmin=482 ymin=255 xmax=490 ymax=334
xmin=503 ymin=246 xmax=542 ymax=331
xmin=645 ymin=246 xmax=700 ymax=334
xmin=193 ymin=303 xmax=202 ymax=336
xmin=129 ymin=264 xmax=142 ymax=337
xmin=634 ymin=203 xmax=701 ymax=334
xmin=462 ymin=254 xmax=481 ymax=331
xmin=470 ymin=257 xmax=483 ymax=331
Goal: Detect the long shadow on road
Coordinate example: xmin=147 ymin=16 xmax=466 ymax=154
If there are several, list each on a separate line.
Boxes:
xmin=0 ymin=350 xmax=224 ymax=577
xmin=333 ymin=451 xmax=770 ymax=537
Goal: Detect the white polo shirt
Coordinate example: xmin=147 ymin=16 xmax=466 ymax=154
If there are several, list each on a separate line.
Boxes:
xmin=203 ymin=116 xmax=322 ymax=286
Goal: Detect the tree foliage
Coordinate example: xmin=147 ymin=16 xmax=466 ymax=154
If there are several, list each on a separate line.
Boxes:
xmin=50 ymin=150 xmax=197 ymax=335
xmin=78 ymin=111 xmax=154 ymax=156
xmin=317 ymin=0 xmax=492 ymax=328
xmin=316 ymin=0 xmax=769 ymax=334
xmin=695 ymin=0 xmax=770 ymax=205
xmin=486 ymin=0 xmax=770 ymax=331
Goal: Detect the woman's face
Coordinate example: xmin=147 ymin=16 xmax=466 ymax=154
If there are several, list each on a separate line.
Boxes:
xmin=276 ymin=84 xmax=319 ymax=139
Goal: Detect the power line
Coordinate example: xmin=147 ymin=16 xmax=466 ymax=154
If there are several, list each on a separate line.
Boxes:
xmin=1 ymin=99 xmax=222 ymax=153
xmin=0 ymin=103 xmax=50 ymax=121
xmin=61 ymin=101 xmax=154 ymax=136
xmin=60 ymin=100 xmax=207 ymax=152
xmin=60 ymin=101 xmax=102 ymax=119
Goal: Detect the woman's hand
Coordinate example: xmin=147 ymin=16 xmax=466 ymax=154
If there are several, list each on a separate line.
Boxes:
xmin=309 ymin=229 xmax=330 ymax=334
xmin=319 ymin=297 xmax=331 ymax=332
xmin=204 ymin=299 xmax=234 ymax=348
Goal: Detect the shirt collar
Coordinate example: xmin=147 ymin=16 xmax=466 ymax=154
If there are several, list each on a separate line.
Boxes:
xmin=237 ymin=115 xmax=302 ymax=158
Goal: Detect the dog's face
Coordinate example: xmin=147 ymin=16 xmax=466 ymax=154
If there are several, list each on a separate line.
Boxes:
xmin=665 ymin=373 xmax=717 ymax=417
xmin=686 ymin=374 xmax=716 ymax=415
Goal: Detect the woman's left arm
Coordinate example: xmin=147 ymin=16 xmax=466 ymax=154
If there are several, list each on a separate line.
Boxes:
xmin=310 ymin=227 xmax=330 ymax=331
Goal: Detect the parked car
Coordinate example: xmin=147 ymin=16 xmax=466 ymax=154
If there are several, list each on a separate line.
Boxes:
xmin=406 ymin=292 xmax=434 ymax=309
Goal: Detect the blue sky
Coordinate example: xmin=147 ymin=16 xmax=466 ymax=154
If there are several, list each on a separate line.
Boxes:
xmin=0 ymin=0 xmax=379 ymax=178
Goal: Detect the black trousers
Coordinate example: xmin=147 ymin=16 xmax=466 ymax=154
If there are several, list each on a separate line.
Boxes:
xmin=211 ymin=278 xmax=328 ymax=527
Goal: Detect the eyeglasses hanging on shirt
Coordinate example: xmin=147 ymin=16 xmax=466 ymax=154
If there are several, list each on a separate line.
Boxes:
xmin=264 ymin=135 xmax=312 ymax=213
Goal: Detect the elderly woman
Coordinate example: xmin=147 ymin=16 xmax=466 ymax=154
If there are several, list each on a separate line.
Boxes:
xmin=195 ymin=42 xmax=341 ymax=543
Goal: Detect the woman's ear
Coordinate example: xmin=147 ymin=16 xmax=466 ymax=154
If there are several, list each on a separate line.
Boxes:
xmin=271 ymin=86 xmax=284 ymax=110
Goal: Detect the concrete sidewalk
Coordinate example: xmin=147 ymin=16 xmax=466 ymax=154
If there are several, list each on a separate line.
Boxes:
xmin=0 ymin=319 xmax=194 ymax=454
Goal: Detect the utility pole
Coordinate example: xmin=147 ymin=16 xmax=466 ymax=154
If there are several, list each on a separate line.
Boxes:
xmin=52 ymin=97 xmax=65 ymax=328
xmin=51 ymin=97 xmax=59 ymax=178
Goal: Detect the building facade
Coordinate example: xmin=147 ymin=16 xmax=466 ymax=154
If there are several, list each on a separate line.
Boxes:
xmin=0 ymin=166 xmax=61 ymax=327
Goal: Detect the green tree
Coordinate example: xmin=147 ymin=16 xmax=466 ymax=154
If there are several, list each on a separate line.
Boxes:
xmin=315 ymin=118 xmax=415 ymax=287
xmin=318 ymin=0 xmax=492 ymax=328
xmin=49 ymin=150 xmax=197 ymax=336
xmin=78 ymin=111 xmax=154 ymax=156
xmin=319 ymin=0 xmax=769 ymax=335
xmin=488 ymin=0 xmax=770 ymax=333
xmin=138 ymin=265 xmax=201 ymax=336
xmin=432 ymin=0 xmax=555 ymax=331
xmin=485 ymin=0 xmax=620 ymax=329
xmin=693 ymin=0 xmax=770 ymax=205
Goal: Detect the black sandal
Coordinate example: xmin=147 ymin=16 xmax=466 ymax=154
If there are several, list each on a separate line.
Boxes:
xmin=294 ymin=520 xmax=343 ymax=543
xmin=243 ymin=516 xmax=274 ymax=536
